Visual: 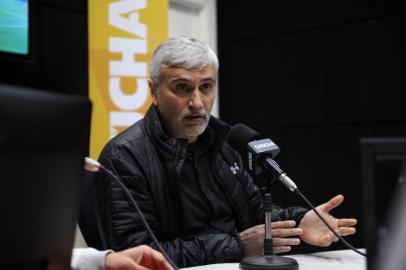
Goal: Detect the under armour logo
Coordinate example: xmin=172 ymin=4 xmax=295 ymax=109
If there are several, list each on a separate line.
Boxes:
xmin=230 ymin=162 xmax=240 ymax=175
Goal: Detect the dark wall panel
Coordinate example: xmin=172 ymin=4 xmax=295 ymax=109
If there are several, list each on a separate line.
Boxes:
xmin=218 ymin=0 xmax=368 ymax=41
xmin=243 ymin=30 xmax=326 ymax=128
xmin=269 ymin=128 xmax=329 ymax=208
xmin=327 ymin=16 xmax=406 ymax=124
xmin=0 ymin=55 xmax=40 ymax=88
xmin=326 ymin=22 xmax=368 ymax=123
xmin=364 ymin=16 xmax=406 ymax=121
xmin=218 ymin=42 xmax=245 ymax=124
xmin=40 ymin=5 xmax=87 ymax=95
xmin=218 ymin=1 xmax=406 ymax=251
xmin=373 ymin=123 xmax=406 ymax=137
xmin=369 ymin=0 xmax=406 ymax=17
xmin=38 ymin=0 xmax=86 ymax=13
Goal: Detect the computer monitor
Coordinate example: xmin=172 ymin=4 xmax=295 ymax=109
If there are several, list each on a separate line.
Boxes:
xmin=0 ymin=84 xmax=91 ymax=269
xmin=361 ymin=138 xmax=406 ymax=270
xmin=0 ymin=0 xmax=30 ymax=56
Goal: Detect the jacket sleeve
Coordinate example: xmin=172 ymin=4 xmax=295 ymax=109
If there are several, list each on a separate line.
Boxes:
xmin=150 ymin=231 xmax=244 ymax=267
xmin=95 ymin=153 xmax=245 ymax=268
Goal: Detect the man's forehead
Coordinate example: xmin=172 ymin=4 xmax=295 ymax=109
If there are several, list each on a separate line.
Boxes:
xmin=163 ymin=66 xmax=217 ymax=81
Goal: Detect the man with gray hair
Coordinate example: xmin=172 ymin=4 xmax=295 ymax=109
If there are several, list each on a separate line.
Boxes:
xmin=95 ymin=37 xmax=357 ymax=267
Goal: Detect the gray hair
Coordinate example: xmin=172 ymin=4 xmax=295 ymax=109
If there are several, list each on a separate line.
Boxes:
xmin=150 ymin=37 xmax=219 ymax=85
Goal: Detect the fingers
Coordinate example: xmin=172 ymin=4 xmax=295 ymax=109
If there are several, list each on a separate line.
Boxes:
xmin=150 ymin=253 xmax=174 ymax=270
xmin=320 ymin=194 xmax=344 ymax=212
xmin=273 ymin=236 xmax=300 ymax=253
xmin=146 ymin=246 xmax=167 ymax=262
xmin=137 ymin=246 xmax=174 ymax=270
xmin=273 ymin=237 xmax=301 ymax=247
xmin=273 ymin=227 xmax=303 ymax=238
xmin=319 ymin=226 xmax=357 ymax=247
xmin=122 ymin=245 xmax=173 ymax=270
xmin=105 ymin=253 xmax=150 ymax=270
xmin=132 ymin=263 xmax=150 ymax=270
xmin=337 ymin=227 xmax=357 ymax=236
xmin=274 ymin=246 xmax=292 ymax=253
xmin=338 ymin=218 xmax=358 ymax=227
xmin=336 ymin=219 xmax=357 ymax=237
xmin=272 ymin=220 xmax=296 ymax=229
xmin=239 ymin=225 xmax=265 ymax=257
xmin=240 ymin=223 xmax=303 ymax=256
xmin=320 ymin=232 xmax=336 ymax=247
xmin=272 ymin=220 xmax=302 ymax=254
xmin=272 ymin=220 xmax=302 ymax=238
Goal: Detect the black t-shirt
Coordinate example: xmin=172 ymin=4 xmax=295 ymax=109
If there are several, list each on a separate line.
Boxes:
xmin=177 ymin=138 xmax=236 ymax=238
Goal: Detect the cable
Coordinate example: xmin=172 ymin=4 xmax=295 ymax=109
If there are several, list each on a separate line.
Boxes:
xmin=99 ymin=165 xmax=179 ymax=270
xmin=294 ymin=189 xmax=366 ymax=257
xmin=260 ymin=157 xmax=365 ymax=257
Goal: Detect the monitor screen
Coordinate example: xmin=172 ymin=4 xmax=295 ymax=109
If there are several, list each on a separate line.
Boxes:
xmin=0 ymin=84 xmax=91 ymax=268
xmin=361 ymin=138 xmax=406 ymax=270
xmin=0 ymin=0 xmax=29 ymax=55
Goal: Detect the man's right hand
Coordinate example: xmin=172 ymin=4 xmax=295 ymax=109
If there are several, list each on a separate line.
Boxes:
xmin=239 ymin=221 xmax=302 ymax=256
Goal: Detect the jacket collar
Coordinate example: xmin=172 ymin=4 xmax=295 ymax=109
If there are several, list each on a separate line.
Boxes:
xmin=144 ymin=105 xmax=231 ymax=157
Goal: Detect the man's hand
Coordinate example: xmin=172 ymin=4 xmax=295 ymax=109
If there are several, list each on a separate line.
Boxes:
xmin=239 ymin=221 xmax=302 ymax=256
xmin=272 ymin=220 xmax=302 ymax=253
xmin=105 ymin=245 xmax=174 ymax=270
xmin=299 ymin=194 xmax=357 ymax=247
xmin=239 ymin=224 xmax=264 ymax=257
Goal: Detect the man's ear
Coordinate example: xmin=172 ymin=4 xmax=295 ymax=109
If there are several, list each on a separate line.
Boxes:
xmin=148 ymin=78 xmax=158 ymax=105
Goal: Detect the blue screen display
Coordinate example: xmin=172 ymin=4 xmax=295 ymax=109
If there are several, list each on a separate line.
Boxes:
xmin=0 ymin=0 xmax=29 ymax=55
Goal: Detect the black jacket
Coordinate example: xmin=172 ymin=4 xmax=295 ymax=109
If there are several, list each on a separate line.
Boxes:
xmin=95 ymin=106 xmax=307 ymax=267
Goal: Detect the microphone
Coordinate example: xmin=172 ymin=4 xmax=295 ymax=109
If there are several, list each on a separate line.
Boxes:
xmin=227 ymin=124 xmax=366 ymax=258
xmin=228 ymin=124 xmax=298 ymax=193
xmin=228 ymin=124 xmax=300 ymax=270
xmin=84 ymin=157 xmax=101 ymax=172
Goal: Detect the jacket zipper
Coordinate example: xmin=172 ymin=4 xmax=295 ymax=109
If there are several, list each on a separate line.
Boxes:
xmin=173 ymin=142 xmax=187 ymax=234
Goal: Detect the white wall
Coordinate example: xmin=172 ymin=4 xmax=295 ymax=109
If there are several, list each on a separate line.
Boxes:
xmin=169 ymin=0 xmax=219 ymax=117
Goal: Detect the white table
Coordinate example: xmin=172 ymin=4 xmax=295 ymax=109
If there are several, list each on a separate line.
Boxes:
xmin=182 ymin=249 xmax=366 ymax=270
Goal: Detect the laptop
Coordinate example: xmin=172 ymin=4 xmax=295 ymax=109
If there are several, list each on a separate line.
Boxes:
xmin=0 ymin=84 xmax=91 ymax=269
xmin=360 ymin=138 xmax=406 ymax=270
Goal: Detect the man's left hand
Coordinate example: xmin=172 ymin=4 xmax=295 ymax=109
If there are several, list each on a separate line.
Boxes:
xmin=299 ymin=194 xmax=357 ymax=247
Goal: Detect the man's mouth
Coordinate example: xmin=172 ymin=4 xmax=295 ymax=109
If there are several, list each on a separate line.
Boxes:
xmin=184 ymin=114 xmax=206 ymax=121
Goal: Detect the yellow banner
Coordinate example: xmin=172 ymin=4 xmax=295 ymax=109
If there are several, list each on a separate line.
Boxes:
xmin=89 ymin=0 xmax=168 ymax=158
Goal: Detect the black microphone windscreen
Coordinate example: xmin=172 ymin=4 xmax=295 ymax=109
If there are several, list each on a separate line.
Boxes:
xmin=227 ymin=124 xmax=260 ymax=155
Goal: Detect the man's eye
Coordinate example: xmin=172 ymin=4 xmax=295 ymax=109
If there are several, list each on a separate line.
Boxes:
xmin=175 ymin=83 xmax=190 ymax=91
xmin=200 ymin=83 xmax=213 ymax=93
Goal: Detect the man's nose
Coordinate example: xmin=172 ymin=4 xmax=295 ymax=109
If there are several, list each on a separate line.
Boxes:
xmin=188 ymin=88 xmax=204 ymax=110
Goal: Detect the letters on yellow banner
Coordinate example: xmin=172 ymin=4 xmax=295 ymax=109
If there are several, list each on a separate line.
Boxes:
xmin=89 ymin=0 xmax=167 ymax=158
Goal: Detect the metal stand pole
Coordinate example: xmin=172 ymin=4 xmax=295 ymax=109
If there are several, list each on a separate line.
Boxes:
xmin=240 ymin=185 xmax=299 ymax=270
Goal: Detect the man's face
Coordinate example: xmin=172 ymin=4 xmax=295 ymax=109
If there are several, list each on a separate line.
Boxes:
xmin=149 ymin=65 xmax=217 ymax=143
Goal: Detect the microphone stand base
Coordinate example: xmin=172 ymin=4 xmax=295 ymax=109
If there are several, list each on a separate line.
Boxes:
xmin=240 ymin=255 xmax=298 ymax=270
